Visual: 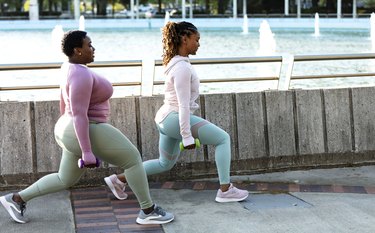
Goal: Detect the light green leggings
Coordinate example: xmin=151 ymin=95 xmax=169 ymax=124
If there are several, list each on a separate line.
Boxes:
xmin=19 ymin=115 xmax=153 ymax=209
xmin=144 ymin=112 xmax=231 ymax=184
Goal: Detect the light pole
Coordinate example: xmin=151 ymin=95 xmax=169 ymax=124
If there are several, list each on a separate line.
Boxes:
xmin=297 ymin=0 xmax=301 ymax=18
xmin=243 ymin=0 xmax=246 ymax=16
xmin=189 ymin=0 xmax=193 ymax=18
xmin=29 ymin=0 xmax=39 ymax=20
xmin=284 ymin=0 xmax=289 ymax=16
xmin=182 ymin=0 xmax=186 ymax=19
xmin=73 ymin=0 xmax=80 ymax=19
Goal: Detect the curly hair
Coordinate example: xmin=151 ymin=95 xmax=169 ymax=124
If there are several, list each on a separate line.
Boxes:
xmin=162 ymin=21 xmax=198 ymax=66
xmin=61 ymin=30 xmax=87 ymax=57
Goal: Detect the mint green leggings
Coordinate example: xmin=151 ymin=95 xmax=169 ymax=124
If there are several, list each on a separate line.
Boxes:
xmin=19 ymin=115 xmax=153 ymax=209
xmin=144 ymin=112 xmax=231 ymax=184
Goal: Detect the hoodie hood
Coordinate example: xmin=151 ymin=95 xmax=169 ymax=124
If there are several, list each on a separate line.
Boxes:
xmin=164 ymin=55 xmax=190 ymax=75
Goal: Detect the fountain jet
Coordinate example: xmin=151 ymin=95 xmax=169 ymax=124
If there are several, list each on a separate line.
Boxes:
xmin=79 ymin=15 xmax=85 ymax=31
xmin=242 ymin=14 xmax=248 ymax=34
xmin=371 ymin=13 xmax=375 ymax=51
xmin=257 ymin=20 xmax=276 ymax=55
xmin=314 ymin=13 xmax=320 ymax=37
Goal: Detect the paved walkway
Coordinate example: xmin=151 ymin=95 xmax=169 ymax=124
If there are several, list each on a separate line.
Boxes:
xmin=2 ymin=165 xmax=375 ymax=233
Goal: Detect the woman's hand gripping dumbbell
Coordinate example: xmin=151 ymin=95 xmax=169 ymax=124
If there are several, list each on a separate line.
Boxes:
xmin=78 ymin=152 xmax=101 ymax=168
xmin=180 ymin=138 xmax=201 ymax=151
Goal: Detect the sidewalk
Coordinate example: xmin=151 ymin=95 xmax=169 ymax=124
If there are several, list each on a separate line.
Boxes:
xmin=1 ymin=165 xmax=375 ymax=233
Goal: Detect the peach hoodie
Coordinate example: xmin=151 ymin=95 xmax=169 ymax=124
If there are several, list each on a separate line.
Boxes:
xmin=155 ymin=55 xmax=200 ymax=146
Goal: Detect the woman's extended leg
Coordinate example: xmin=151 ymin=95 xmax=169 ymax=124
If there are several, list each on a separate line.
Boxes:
xmin=89 ymin=123 xmax=153 ymax=209
xmin=0 ymin=116 xmax=87 ymax=223
xmin=18 ymin=149 xmax=85 ymax=202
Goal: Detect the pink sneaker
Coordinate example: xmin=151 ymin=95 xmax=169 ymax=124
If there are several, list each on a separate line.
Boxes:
xmin=104 ymin=174 xmax=128 ymax=200
xmin=215 ymin=183 xmax=249 ymax=203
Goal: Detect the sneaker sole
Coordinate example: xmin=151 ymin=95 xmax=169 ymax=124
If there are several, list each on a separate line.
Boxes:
xmin=0 ymin=196 xmax=27 ymax=224
xmin=215 ymin=193 xmax=249 ymax=203
xmin=136 ymin=216 xmax=174 ymax=225
xmin=104 ymin=177 xmax=128 ymax=200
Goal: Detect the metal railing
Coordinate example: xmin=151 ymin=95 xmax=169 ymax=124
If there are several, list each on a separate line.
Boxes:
xmin=0 ymin=60 xmax=143 ymax=91
xmin=1 ymin=53 xmax=375 ymax=97
xmin=149 ymin=56 xmax=283 ymax=95
xmin=0 ymin=56 xmax=284 ymax=96
xmin=281 ymin=53 xmax=375 ymax=90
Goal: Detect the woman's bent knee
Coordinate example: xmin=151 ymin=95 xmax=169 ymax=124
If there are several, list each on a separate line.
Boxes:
xmin=159 ymin=159 xmax=176 ymax=171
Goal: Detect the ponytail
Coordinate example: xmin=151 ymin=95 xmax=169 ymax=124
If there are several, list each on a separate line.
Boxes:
xmin=162 ymin=21 xmax=198 ymax=66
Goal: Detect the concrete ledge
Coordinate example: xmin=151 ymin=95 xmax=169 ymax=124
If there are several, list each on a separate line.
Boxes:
xmin=2 ymin=87 xmax=375 ymax=188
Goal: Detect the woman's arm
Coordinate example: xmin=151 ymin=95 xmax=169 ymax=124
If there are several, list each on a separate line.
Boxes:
xmin=174 ymin=65 xmax=195 ymax=147
xmin=68 ymin=68 xmax=97 ymax=165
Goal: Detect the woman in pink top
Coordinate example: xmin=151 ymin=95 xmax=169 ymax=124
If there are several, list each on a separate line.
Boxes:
xmin=0 ymin=30 xmax=173 ymax=225
xmin=105 ymin=22 xmax=248 ymax=203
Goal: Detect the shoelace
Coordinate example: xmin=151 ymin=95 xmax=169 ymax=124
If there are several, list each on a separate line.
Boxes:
xmin=115 ymin=179 xmax=126 ymax=191
xmin=153 ymin=206 xmax=166 ymax=216
xmin=19 ymin=202 xmax=27 ymax=216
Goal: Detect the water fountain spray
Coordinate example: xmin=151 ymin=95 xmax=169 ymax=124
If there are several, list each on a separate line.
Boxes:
xmin=242 ymin=14 xmax=249 ymax=34
xmin=314 ymin=13 xmax=320 ymax=37
xmin=371 ymin=13 xmax=375 ymax=51
xmin=257 ymin=20 xmax=276 ymax=55
xmin=79 ymin=15 xmax=85 ymax=31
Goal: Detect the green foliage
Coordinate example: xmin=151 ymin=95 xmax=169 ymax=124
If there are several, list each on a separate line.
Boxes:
xmin=364 ymin=0 xmax=375 ymax=8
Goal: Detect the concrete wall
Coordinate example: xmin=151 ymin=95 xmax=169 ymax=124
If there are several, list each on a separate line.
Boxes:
xmin=2 ymin=86 xmax=375 ymax=188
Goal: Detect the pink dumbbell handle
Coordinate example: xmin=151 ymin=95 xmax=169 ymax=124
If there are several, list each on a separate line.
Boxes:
xmin=78 ymin=158 xmax=100 ymax=168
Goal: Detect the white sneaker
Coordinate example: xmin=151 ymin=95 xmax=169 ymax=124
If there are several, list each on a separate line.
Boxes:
xmin=104 ymin=174 xmax=128 ymax=200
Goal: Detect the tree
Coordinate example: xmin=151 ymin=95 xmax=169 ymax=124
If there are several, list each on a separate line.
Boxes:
xmin=96 ymin=0 xmax=107 ymax=15
xmin=364 ymin=0 xmax=375 ymax=8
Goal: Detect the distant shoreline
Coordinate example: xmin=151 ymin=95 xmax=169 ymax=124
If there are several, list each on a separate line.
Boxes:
xmin=0 ymin=17 xmax=372 ymax=31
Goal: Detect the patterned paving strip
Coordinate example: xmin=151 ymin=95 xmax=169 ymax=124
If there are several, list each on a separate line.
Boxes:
xmin=71 ymin=181 xmax=375 ymax=233
xmin=72 ymin=187 xmax=163 ymax=233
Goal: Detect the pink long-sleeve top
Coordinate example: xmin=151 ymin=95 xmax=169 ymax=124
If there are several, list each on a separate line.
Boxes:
xmin=155 ymin=55 xmax=200 ymax=146
xmin=59 ymin=62 xmax=113 ymax=154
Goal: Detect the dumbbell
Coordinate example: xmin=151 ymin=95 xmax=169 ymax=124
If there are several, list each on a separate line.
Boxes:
xmin=78 ymin=158 xmax=100 ymax=168
xmin=180 ymin=138 xmax=201 ymax=151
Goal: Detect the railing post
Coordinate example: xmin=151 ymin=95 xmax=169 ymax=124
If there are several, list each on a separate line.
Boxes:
xmin=278 ymin=54 xmax=294 ymax=90
xmin=140 ymin=59 xmax=155 ymax=96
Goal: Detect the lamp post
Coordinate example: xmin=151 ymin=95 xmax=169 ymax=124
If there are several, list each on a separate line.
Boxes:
xmin=284 ymin=0 xmax=289 ymax=16
xmin=243 ymin=0 xmax=246 ymax=16
xmin=29 ymin=0 xmax=39 ymax=20
xmin=74 ymin=0 xmax=80 ymax=20
xmin=297 ymin=0 xmax=301 ymax=18
xmin=182 ymin=0 xmax=186 ymax=19
xmin=233 ymin=0 xmax=237 ymax=18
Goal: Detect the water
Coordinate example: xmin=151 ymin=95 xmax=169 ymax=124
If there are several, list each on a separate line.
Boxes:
xmin=0 ymin=24 xmax=374 ymax=101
